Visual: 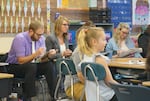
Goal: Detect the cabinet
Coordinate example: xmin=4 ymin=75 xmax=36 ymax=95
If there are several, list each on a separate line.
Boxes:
xmin=68 ymin=23 xmax=114 ymax=50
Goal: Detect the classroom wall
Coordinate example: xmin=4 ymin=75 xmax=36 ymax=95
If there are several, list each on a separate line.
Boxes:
xmin=0 ymin=0 xmax=121 ymax=53
xmin=50 ymin=0 xmax=89 ymax=23
xmin=0 ymin=0 xmax=91 ymax=53
xmin=0 ymin=37 xmax=14 ymax=54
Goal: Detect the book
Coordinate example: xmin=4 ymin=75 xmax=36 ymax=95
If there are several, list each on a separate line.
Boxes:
xmin=33 ymin=52 xmax=49 ymax=63
xmin=118 ymin=48 xmax=142 ymax=58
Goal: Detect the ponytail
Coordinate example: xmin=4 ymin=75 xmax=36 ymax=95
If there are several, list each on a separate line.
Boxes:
xmin=77 ymin=28 xmax=94 ymax=56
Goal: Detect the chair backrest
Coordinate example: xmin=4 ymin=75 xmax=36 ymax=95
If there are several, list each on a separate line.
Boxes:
xmin=55 ymin=58 xmax=77 ymax=100
xmin=56 ymin=58 xmax=77 ymax=75
xmin=81 ymin=62 xmax=106 ymax=82
xmin=0 ymin=53 xmax=8 ymax=62
xmin=81 ymin=62 xmax=106 ymax=101
xmin=110 ymin=83 xmax=150 ymax=101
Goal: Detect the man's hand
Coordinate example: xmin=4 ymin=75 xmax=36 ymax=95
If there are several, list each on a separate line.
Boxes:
xmin=35 ymin=47 xmax=46 ymax=57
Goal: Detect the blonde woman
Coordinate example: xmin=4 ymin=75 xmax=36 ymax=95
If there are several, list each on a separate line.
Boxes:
xmin=77 ymin=27 xmax=118 ymax=101
xmin=45 ymin=15 xmax=72 ymax=101
xmin=105 ymin=22 xmax=142 ymax=58
xmin=46 ymin=15 xmax=72 ymax=59
xmin=64 ymin=21 xmax=96 ymax=101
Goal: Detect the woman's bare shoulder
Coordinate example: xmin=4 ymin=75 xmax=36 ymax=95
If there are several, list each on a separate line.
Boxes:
xmin=95 ymin=55 xmax=108 ymax=67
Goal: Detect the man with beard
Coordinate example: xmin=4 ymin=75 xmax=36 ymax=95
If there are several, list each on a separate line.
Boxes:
xmin=6 ymin=20 xmax=57 ymax=101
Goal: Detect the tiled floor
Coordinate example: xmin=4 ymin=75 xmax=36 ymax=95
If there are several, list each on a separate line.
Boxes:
xmin=7 ymin=79 xmax=51 ymax=101
xmin=35 ymin=80 xmax=51 ymax=101
xmin=7 ymin=79 xmax=71 ymax=101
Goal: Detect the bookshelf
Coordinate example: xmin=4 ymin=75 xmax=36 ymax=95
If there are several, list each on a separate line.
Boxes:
xmin=68 ymin=23 xmax=114 ymax=50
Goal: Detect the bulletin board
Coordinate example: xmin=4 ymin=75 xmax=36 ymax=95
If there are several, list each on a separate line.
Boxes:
xmin=57 ymin=0 xmax=89 ymax=9
xmin=107 ymin=0 xmax=132 ymax=28
xmin=50 ymin=0 xmax=89 ymax=23
xmin=68 ymin=0 xmax=88 ymax=9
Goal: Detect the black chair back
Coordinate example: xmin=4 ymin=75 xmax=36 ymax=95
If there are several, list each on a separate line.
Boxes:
xmin=110 ymin=83 xmax=150 ymax=101
xmin=0 ymin=53 xmax=8 ymax=62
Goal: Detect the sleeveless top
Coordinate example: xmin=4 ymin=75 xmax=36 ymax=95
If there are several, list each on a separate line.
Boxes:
xmin=79 ymin=53 xmax=114 ymax=101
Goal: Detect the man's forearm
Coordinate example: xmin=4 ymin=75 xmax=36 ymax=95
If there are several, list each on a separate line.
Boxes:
xmin=17 ymin=53 xmax=37 ymax=64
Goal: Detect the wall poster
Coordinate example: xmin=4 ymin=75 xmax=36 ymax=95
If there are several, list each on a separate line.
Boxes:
xmin=132 ymin=0 xmax=149 ymax=25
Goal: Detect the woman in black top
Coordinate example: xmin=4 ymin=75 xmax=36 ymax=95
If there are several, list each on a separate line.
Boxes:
xmin=138 ymin=25 xmax=150 ymax=58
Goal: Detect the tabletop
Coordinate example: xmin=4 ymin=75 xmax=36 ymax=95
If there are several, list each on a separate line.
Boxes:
xmin=142 ymin=81 xmax=150 ymax=87
xmin=108 ymin=58 xmax=146 ymax=69
xmin=0 ymin=73 xmax=14 ymax=79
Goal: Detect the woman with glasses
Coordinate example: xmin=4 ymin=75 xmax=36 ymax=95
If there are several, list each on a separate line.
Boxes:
xmin=105 ymin=22 xmax=142 ymax=58
xmin=45 ymin=15 xmax=72 ymax=101
xmin=46 ymin=15 xmax=72 ymax=59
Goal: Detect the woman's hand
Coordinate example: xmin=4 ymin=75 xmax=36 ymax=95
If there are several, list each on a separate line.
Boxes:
xmin=62 ymin=49 xmax=72 ymax=57
xmin=112 ymin=50 xmax=126 ymax=58
xmin=48 ymin=49 xmax=57 ymax=58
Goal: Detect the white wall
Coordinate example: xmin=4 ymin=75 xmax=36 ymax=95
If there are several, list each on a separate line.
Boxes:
xmin=0 ymin=37 xmax=14 ymax=54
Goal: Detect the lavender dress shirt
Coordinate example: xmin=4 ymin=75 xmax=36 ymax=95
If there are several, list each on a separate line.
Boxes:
xmin=6 ymin=31 xmax=45 ymax=64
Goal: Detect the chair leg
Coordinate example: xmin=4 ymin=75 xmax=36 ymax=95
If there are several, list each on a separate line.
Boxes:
xmin=39 ymin=78 xmax=46 ymax=101
xmin=0 ymin=98 xmax=7 ymax=101
xmin=80 ymin=88 xmax=85 ymax=101
xmin=54 ymin=75 xmax=62 ymax=100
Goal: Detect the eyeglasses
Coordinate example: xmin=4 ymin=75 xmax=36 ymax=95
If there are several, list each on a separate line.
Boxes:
xmin=34 ymin=32 xmax=43 ymax=37
xmin=121 ymin=31 xmax=129 ymax=35
xmin=62 ymin=24 xmax=69 ymax=26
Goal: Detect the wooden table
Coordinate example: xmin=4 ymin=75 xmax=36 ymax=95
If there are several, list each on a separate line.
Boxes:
xmin=0 ymin=62 xmax=14 ymax=98
xmin=142 ymin=81 xmax=150 ymax=87
xmin=0 ymin=73 xmax=14 ymax=98
xmin=108 ymin=58 xmax=146 ymax=70
xmin=0 ymin=73 xmax=14 ymax=79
